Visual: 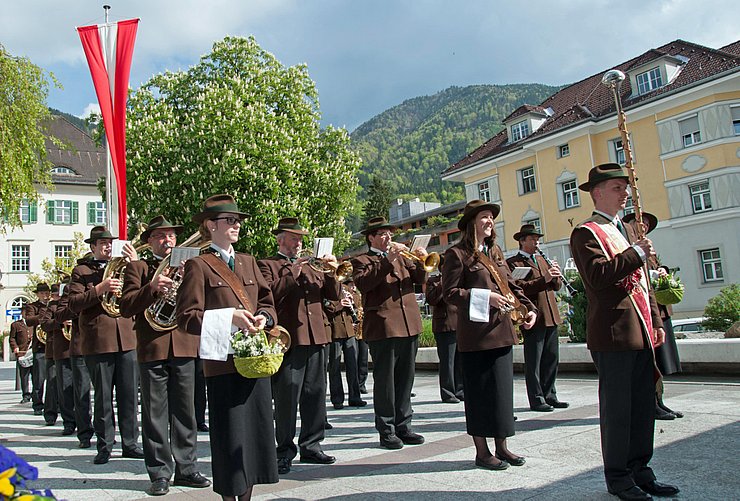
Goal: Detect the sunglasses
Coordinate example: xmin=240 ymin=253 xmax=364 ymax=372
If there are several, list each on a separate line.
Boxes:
xmin=212 ymin=216 xmax=243 ymax=226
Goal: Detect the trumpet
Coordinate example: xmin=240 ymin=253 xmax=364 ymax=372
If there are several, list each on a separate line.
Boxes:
xmin=537 ymin=249 xmax=578 ymax=297
xmin=297 ymin=250 xmax=353 ymax=281
xmin=390 ymin=243 xmax=439 ymax=272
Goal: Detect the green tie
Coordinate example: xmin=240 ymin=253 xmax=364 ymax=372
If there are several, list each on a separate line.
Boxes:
xmin=616 ymin=219 xmax=628 ymax=239
xmin=228 ymin=256 xmax=235 ymax=271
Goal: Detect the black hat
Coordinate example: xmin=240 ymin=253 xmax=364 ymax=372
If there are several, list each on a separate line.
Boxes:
xmin=623 ymin=212 xmax=658 ymax=234
xmin=457 ymin=199 xmax=501 ymax=231
xmin=192 ymin=194 xmax=248 ymax=224
xmin=85 ymin=226 xmax=117 ymax=244
xmin=578 ymin=163 xmax=629 ymax=191
xmin=50 ymin=284 xmax=60 ymax=294
xmin=361 ymin=216 xmax=396 ymax=236
xmin=33 ymin=283 xmax=51 ymax=293
xmin=141 ymin=215 xmax=184 ymax=241
xmin=513 ymin=224 xmax=544 ymax=241
xmin=272 ymin=217 xmax=309 ymax=236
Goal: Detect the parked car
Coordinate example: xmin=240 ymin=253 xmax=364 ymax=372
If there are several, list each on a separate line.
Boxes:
xmin=672 ymin=317 xmax=707 ymax=334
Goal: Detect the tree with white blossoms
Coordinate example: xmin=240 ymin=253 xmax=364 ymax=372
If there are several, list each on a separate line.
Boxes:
xmin=126 ymin=36 xmax=361 ymax=257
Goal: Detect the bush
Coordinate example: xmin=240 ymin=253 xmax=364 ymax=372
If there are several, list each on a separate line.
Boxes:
xmin=563 ymin=275 xmax=588 ymax=343
xmin=418 ymin=318 xmax=436 ymax=347
xmin=703 ymin=283 xmax=740 ymax=333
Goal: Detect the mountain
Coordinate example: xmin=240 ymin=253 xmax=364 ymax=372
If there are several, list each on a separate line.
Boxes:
xmin=350 ymin=83 xmax=562 ymax=204
xmin=49 ymin=108 xmax=91 ymax=133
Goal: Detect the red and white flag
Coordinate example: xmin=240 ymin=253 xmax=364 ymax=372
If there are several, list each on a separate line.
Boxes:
xmin=77 ymin=18 xmax=139 ymax=240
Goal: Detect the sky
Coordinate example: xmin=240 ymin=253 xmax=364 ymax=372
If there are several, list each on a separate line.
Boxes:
xmin=2 ymin=0 xmax=738 ymax=132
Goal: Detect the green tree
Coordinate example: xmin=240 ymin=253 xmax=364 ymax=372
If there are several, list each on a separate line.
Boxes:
xmin=703 ymin=284 xmax=740 ymax=333
xmin=0 ymin=44 xmax=59 ymax=232
xmin=25 ymin=232 xmax=87 ymax=293
xmin=563 ymin=275 xmax=587 ymax=342
xmin=363 ymin=174 xmax=394 ymax=224
xmin=125 ymin=36 xmax=360 ymax=257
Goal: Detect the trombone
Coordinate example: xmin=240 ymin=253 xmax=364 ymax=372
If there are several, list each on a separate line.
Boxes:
xmin=390 ymin=243 xmax=439 ymax=272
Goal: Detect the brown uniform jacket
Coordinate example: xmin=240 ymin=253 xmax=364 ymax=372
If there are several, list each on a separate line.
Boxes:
xmin=425 ymin=274 xmax=458 ymax=334
xmin=570 ymin=213 xmax=663 ymax=352
xmin=177 ymin=252 xmax=277 ymax=377
xmin=40 ymin=300 xmax=70 ymax=360
xmin=120 ymin=259 xmax=200 ymax=363
xmin=324 ymin=285 xmax=359 ymax=341
xmin=442 ymin=244 xmax=536 ymax=352
xmin=55 ymin=285 xmax=83 ymax=357
xmin=257 ymin=255 xmax=339 ymax=346
xmin=22 ymin=300 xmax=47 ymax=353
xmin=9 ymin=320 xmax=32 ymax=355
xmin=67 ymin=260 xmax=136 ymax=356
xmin=506 ymin=252 xmax=562 ymax=330
xmin=351 ymin=251 xmax=426 ymax=342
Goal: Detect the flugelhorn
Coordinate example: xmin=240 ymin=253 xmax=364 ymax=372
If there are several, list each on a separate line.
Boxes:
xmin=390 ymin=243 xmax=439 ymax=272
xmin=297 ymin=250 xmax=353 ymax=281
xmin=101 ymin=225 xmax=150 ymax=318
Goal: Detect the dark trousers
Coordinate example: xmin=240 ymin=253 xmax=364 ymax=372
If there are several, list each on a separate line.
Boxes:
xmin=523 ymin=325 xmax=560 ymax=407
xmin=71 ymin=355 xmax=94 ymax=441
xmin=17 ymin=363 xmax=32 ymax=399
xmin=272 ymin=344 xmax=327 ymax=459
xmin=368 ymin=336 xmax=418 ymax=437
xmin=194 ymin=357 xmax=207 ymax=427
xmin=86 ymin=350 xmax=140 ymax=454
xmin=434 ymin=331 xmax=464 ymax=402
xmin=591 ymin=349 xmax=657 ymax=493
xmin=357 ymin=339 xmax=369 ymax=391
xmin=31 ymin=352 xmax=46 ymax=412
xmin=328 ymin=337 xmax=361 ymax=405
xmin=44 ymin=358 xmax=59 ymax=423
xmin=140 ymin=358 xmax=198 ymax=481
xmin=55 ymin=358 xmax=76 ymax=429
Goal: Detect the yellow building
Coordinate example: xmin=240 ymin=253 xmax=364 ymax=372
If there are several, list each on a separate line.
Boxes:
xmin=442 ymin=39 xmax=740 ymax=317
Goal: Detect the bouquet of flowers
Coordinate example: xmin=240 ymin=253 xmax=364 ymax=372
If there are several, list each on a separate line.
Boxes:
xmin=0 ymin=444 xmax=58 ymax=500
xmin=652 ymin=272 xmax=684 ymax=305
xmin=231 ymin=328 xmax=289 ymax=379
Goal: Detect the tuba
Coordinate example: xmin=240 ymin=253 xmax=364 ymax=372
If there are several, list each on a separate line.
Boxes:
xmin=101 ymin=226 xmax=150 ymax=318
xmin=144 ymin=231 xmax=211 ymax=331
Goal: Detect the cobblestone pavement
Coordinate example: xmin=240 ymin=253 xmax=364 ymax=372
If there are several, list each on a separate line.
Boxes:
xmin=0 ymin=362 xmax=737 ymax=500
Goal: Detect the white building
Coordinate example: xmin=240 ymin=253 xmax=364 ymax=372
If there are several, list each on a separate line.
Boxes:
xmin=1 ymin=117 xmax=106 ymax=332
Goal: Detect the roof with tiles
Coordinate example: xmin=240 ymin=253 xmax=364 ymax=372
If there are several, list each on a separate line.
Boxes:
xmin=44 ymin=115 xmax=105 ymax=186
xmin=444 ymin=38 xmax=740 ymax=176
xmin=503 ymin=104 xmax=547 ymax=123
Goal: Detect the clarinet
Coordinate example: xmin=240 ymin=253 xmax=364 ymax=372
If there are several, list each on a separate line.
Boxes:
xmin=537 ymin=249 xmax=578 ymax=296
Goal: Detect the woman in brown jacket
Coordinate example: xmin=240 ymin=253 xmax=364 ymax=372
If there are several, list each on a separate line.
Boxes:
xmin=177 ymin=194 xmax=279 ymax=501
xmin=442 ymin=200 xmax=537 ymax=471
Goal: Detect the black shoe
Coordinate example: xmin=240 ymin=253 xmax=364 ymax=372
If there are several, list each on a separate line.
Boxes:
xmin=333 ymin=402 xmax=344 ymax=410
xmin=324 ymin=421 xmax=333 ymax=430
xmin=397 ymin=431 xmax=425 ymax=445
xmin=380 ymin=434 xmax=403 ymax=449
xmin=359 ymin=387 xmax=368 ymax=394
xmin=33 ymin=409 xmax=43 ymax=416
xmin=475 ymin=457 xmax=509 ymax=471
xmin=613 ymin=485 xmax=652 ymax=500
xmin=442 ymin=397 xmax=460 ymax=403
xmin=638 ymin=480 xmax=679 ymax=497
xmin=197 ymin=423 xmax=209 ymax=432
xmin=300 ymin=451 xmax=336 ymax=465
xmin=277 ymin=458 xmax=291 ymax=474
xmin=122 ymin=447 xmax=146 ymax=459
xmin=147 ymin=478 xmax=170 ymax=496
xmin=79 ymin=439 xmax=91 ymax=449
xmin=655 ymin=406 xmax=676 ymax=420
xmin=20 ymin=397 xmax=31 ymax=404
xmin=659 ymin=402 xmax=683 ymax=418
xmin=93 ymin=450 xmax=111 ymax=464
xmin=495 ymin=452 xmax=526 ymax=466
xmin=45 ymin=419 xmax=57 ymax=426
xmin=173 ymin=472 xmax=211 ymax=488
xmin=348 ymin=400 xmax=367 ymax=407
xmin=62 ymin=426 xmax=75 ymax=436
xmin=530 ymin=403 xmax=554 ymax=412
xmin=410 ymin=392 xmax=416 ymax=397
xmin=546 ymin=399 xmax=569 ymax=409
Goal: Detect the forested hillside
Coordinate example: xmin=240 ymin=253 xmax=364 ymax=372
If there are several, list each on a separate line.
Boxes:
xmin=350 ymin=83 xmax=561 ymax=204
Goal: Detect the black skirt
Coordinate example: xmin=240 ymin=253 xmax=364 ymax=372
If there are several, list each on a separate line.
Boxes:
xmin=460 ymin=346 xmax=515 ymax=438
xmin=206 ymin=373 xmax=278 ymax=496
xmin=655 ymin=318 xmax=681 ymax=375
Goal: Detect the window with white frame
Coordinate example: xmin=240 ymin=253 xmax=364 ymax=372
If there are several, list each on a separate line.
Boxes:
xmin=87 ymin=201 xmax=106 ymax=225
xmin=562 ymin=180 xmax=580 ymax=209
xmin=732 ymin=106 xmax=740 ymax=135
xmin=699 ymin=248 xmax=723 ymax=282
xmin=679 ymin=116 xmax=701 ymax=147
xmin=510 ymin=120 xmax=530 ymax=142
xmin=478 ymin=181 xmax=491 ymax=202
xmin=11 ymin=245 xmax=30 ymax=272
xmin=11 ymin=296 xmax=30 ymax=310
xmin=519 ymin=166 xmax=537 ymax=194
xmin=622 ymin=195 xmax=635 ymax=217
xmin=612 ymin=138 xmax=626 ymax=165
xmin=54 ymin=244 xmax=73 ymax=268
xmin=51 ymin=166 xmax=77 ymax=175
xmin=524 ymin=218 xmax=542 ymax=234
xmin=557 ymin=144 xmax=570 ymax=158
xmin=636 ymin=67 xmax=663 ymax=94
xmin=46 ymin=200 xmax=79 ymax=225
xmin=689 ymin=181 xmax=712 ymax=213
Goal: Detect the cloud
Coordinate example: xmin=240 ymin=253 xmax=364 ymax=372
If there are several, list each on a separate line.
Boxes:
xmin=78 ymin=103 xmax=101 ymax=120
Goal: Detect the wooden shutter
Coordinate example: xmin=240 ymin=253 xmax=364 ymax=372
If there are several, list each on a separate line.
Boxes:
xmin=71 ymin=201 xmax=79 ymax=224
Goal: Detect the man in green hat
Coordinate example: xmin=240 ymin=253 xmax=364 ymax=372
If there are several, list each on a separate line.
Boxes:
xmin=570 ymin=163 xmax=678 ymax=500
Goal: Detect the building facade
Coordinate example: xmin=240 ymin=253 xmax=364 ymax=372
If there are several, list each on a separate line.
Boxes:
xmin=1 ymin=117 xmax=106 ymax=332
xmin=442 ymin=39 xmax=740 ymax=317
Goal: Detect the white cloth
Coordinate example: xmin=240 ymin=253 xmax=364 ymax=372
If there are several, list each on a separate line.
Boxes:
xmin=469 ymin=288 xmax=490 ymax=323
xmin=199 ymin=307 xmax=236 ymax=361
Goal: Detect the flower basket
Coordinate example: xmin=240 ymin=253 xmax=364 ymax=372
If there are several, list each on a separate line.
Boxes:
xmin=652 ymin=274 xmax=684 ymax=305
xmin=231 ymin=327 xmax=290 ymax=379
xmin=233 ymin=353 xmax=284 ymax=379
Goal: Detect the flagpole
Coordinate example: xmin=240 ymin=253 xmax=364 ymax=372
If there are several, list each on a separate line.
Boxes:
xmin=103 ymin=4 xmax=110 ymax=23
xmin=102 ymin=4 xmax=114 ymax=234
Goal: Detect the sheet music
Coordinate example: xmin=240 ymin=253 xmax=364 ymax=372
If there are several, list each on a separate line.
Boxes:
xmin=511 ymin=267 xmax=532 ymax=280
xmin=410 ymin=234 xmax=431 ymax=251
xmin=170 ymin=246 xmax=201 ymax=267
xmin=111 ymin=240 xmax=129 ymax=258
xmin=314 ymin=237 xmax=334 ymax=258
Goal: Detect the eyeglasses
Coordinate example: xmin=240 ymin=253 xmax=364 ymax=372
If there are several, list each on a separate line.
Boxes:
xmin=212 ymin=216 xmax=243 ymax=226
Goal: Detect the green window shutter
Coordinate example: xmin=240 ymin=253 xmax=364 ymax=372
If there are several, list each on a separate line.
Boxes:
xmin=46 ymin=201 xmax=55 ymax=224
xmin=71 ymin=201 xmax=79 ymax=224
xmin=87 ymin=202 xmax=95 ymax=225
xmin=29 ymin=202 xmax=38 ymax=223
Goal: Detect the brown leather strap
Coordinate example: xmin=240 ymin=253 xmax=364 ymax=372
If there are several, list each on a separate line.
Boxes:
xmin=476 ymin=250 xmax=515 ymax=298
xmin=200 ymin=253 xmax=254 ymax=313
